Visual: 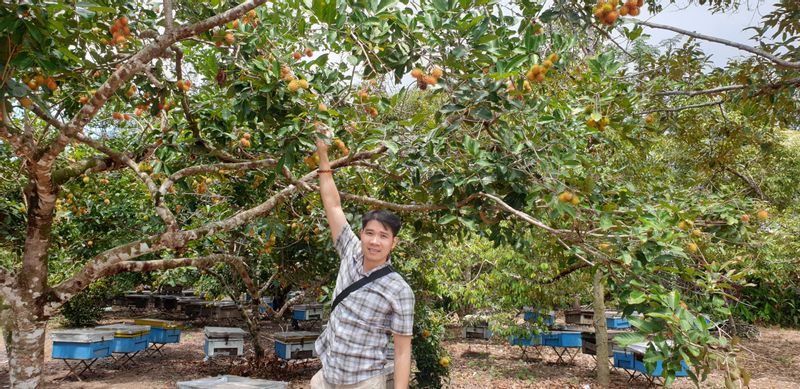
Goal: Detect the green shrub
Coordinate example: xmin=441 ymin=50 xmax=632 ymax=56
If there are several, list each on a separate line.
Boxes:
xmin=60 ymin=280 xmax=116 ymax=327
xmin=411 ymin=306 xmax=449 ymax=388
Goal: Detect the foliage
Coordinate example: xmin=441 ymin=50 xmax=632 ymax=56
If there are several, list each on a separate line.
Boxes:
xmin=59 ymin=279 xmax=117 ymax=327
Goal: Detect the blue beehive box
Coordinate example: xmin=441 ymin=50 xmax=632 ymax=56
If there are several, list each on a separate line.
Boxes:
xmin=542 ymin=331 xmax=582 ymax=347
xmin=51 ymin=329 xmax=115 ymax=360
xmin=523 ymin=307 xmax=555 ymax=326
xmin=292 ymin=304 xmax=323 ymax=320
xmin=509 ymin=333 xmax=542 ymax=347
xmin=606 ymin=316 xmax=631 ymax=329
xmin=96 ymin=324 xmax=150 ymax=353
xmin=274 ymin=331 xmax=319 ymax=360
xmin=134 ymin=318 xmax=181 ymax=344
xmin=613 ymin=350 xmax=636 ymax=369
xmin=625 ymin=342 xmax=690 ymax=377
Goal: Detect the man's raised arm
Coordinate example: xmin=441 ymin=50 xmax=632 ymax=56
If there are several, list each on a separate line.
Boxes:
xmin=316 ymin=131 xmax=348 ymax=243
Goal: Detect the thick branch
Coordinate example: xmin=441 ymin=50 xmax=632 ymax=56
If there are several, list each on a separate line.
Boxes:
xmin=725 ymin=166 xmax=767 ymax=201
xmin=101 ymin=254 xmax=246 ymax=278
xmin=635 ymin=20 xmax=800 ymax=69
xmin=159 ymin=158 xmax=278 ymax=195
xmin=653 ymin=78 xmax=800 ymax=97
xmin=638 ymin=100 xmax=724 ymax=115
xmin=52 ymin=155 xmax=119 ymax=186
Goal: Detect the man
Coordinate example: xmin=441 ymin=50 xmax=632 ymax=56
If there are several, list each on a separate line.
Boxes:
xmin=310 ymin=131 xmax=415 ymax=389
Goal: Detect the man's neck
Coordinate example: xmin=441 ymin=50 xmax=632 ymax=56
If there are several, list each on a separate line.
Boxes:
xmin=363 ymin=257 xmax=388 ymax=273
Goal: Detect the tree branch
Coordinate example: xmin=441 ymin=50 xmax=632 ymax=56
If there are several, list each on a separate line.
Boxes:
xmin=653 ymin=78 xmax=800 ymax=97
xmin=637 ymin=99 xmax=724 ymax=115
xmin=635 ymin=20 xmax=800 ymax=69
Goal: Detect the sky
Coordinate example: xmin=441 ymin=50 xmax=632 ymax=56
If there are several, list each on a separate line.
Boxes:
xmin=632 ymin=1 xmax=776 ymax=67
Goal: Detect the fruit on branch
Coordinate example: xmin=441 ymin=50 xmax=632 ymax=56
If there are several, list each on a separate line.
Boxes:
xmin=687 ymin=242 xmax=699 ymax=254
xmin=304 ymin=47 xmax=314 ymax=57
xmin=558 ymin=191 xmax=574 ymax=203
xmin=756 ymin=210 xmax=769 ymax=220
xmin=431 ymin=66 xmax=444 ymax=79
xmin=318 ymin=103 xmax=327 ymax=112
xmin=740 ymin=214 xmax=750 ymax=223
xmin=20 ymin=97 xmax=33 ymax=108
xmin=224 ymin=32 xmax=235 ymax=44
xmin=645 ymin=114 xmax=654 ymax=124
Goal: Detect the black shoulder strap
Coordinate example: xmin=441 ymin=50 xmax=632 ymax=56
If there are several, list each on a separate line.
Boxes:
xmin=331 ymin=265 xmax=395 ymax=313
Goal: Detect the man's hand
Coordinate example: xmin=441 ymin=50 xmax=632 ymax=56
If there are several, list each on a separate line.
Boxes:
xmin=315 ymin=123 xmax=332 ymax=155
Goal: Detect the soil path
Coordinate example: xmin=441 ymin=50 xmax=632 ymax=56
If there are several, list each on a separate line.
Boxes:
xmin=0 ymin=309 xmax=797 ymax=388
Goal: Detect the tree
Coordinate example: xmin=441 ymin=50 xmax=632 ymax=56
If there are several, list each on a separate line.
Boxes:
xmin=1 ymin=0 xmax=798 ymax=388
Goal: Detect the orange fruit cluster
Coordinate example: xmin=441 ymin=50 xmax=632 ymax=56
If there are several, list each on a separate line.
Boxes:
xmin=333 ymin=138 xmax=350 ymax=156
xmin=619 ymin=0 xmax=643 ymax=16
xmin=24 ymin=74 xmax=58 ymax=92
xmin=526 ymin=53 xmax=558 ymax=82
xmin=176 ymin=79 xmax=192 ymax=92
xmin=109 ymin=16 xmax=131 ymax=45
xmin=287 ymin=79 xmax=309 ymax=92
xmin=242 ymin=9 xmax=259 ymax=27
xmin=586 ymin=115 xmax=610 ymax=130
xmin=410 ymin=66 xmax=443 ymax=90
xmin=593 ymin=0 xmax=620 ymax=26
xmin=111 ymin=112 xmax=131 ymax=121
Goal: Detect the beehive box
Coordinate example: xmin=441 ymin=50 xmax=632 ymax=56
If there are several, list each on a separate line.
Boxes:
xmin=605 ymin=316 xmax=630 ymax=329
xmin=625 ymin=342 xmax=690 ymax=377
xmin=153 ymin=295 xmax=179 ymax=311
xmin=176 ymin=375 xmax=288 ymax=389
xmin=51 ymin=329 xmax=115 ymax=360
xmin=523 ymin=308 xmax=555 ymax=326
xmin=125 ymin=293 xmax=151 ymax=308
xmin=203 ymin=327 xmax=247 ymax=358
xmin=292 ymin=304 xmax=323 ymax=321
xmin=613 ymin=350 xmax=635 ymax=369
xmin=541 ymin=331 xmax=582 ymax=348
xmin=273 ymin=331 xmax=319 ymax=360
xmin=134 ymin=318 xmax=182 ymax=344
xmin=184 ymin=300 xmax=214 ymax=319
xmin=580 ymin=330 xmax=625 ymax=357
xmin=96 ymin=324 xmax=150 ymax=353
xmin=200 ymin=301 xmax=240 ymax=320
xmin=565 ymin=309 xmax=594 ymax=325
xmin=508 ymin=333 xmax=543 ymax=347
xmin=462 ymin=322 xmax=492 ymax=339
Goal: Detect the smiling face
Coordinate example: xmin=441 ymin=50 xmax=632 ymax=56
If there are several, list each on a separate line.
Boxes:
xmin=360 ymin=219 xmax=398 ymax=266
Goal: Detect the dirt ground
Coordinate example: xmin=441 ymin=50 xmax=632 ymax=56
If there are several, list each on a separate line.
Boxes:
xmin=0 ymin=307 xmax=798 ymax=388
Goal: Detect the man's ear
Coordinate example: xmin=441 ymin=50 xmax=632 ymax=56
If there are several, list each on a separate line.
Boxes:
xmin=391 ymin=237 xmax=399 ymax=250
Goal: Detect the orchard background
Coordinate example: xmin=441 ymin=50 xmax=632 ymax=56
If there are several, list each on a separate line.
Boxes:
xmin=0 ymin=0 xmax=798 ymax=388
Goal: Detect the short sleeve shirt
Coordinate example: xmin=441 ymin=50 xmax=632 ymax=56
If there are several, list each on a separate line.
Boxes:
xmin=314 ymin=223 xmax=415 ymax=385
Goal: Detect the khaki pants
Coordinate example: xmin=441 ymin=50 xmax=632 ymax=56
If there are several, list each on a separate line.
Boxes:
xmin=310 ymin=370 xmax=387 ymax=389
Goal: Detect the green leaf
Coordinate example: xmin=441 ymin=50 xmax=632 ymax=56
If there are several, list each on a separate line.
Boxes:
xmin=438 ymin=214 xmax=457 ymax=225
xmin=613 ymin=332 xmax=646 ymax=348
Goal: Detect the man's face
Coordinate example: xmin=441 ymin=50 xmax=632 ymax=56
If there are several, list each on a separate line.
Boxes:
xmin=360 ymin=219 xmax=398 ymax=263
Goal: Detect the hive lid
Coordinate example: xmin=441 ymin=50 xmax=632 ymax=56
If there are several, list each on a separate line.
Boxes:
xmin=133 ymin=318 xmax=181 ymax=329
xmin=51 ymin=328 xmax=115 ymax=343
xmin=204 ymin=326 xmax=248 ymax=338
xmin=292 ymin=303 xmax=323 ymax=310
xmin=273 ymin=331 xmax=320 ymax=342
xmin=95 ymin=324 xmax=150 ymax=336
xmin=176 ymin=375 xmax=288 ymax=389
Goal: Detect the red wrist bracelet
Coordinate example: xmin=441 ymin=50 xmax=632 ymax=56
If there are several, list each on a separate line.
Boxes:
xmin=318 ymin=169 xmax=334 ymax=174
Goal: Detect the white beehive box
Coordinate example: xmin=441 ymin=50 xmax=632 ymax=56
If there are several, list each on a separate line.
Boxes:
xmin=203 ymin=327 xmax=247 ymax=358
xmin=176 ymin=375 xmax=288 ymax=389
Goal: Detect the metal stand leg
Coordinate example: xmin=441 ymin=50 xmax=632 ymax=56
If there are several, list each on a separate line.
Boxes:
xmin=60 ymin=358 xmax=97 ymax=381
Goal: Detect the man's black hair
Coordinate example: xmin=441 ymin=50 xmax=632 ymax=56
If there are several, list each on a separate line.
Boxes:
xmin=362 ymin=210 xmax=402 ymax=237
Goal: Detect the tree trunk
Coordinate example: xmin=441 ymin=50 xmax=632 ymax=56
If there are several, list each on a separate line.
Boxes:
xmin=241 ymin=304 xmax=265 ymax=359
xmin=593 ymin=268 xmax=610 ymax=387
xmin=7 ymin=313 xmax=47 ymax=389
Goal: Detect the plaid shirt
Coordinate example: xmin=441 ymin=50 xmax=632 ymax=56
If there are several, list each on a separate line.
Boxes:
xmin=315 ymin=223 xmax=415 ymax=385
